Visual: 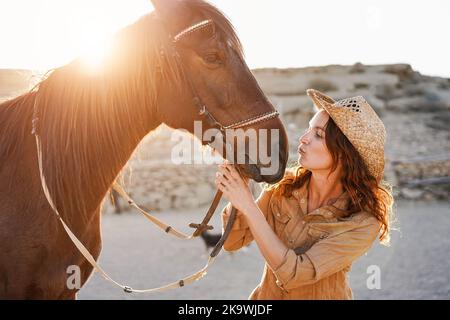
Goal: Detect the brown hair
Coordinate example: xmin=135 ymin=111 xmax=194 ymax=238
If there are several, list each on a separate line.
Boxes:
xmin=267 ymin=116 xmax=393 ymax=245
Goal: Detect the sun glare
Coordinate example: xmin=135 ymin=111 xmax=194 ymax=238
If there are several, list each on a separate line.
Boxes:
xmin=80 ymin=36 xmax=113 ymax=72
xmin=1 ymin=1 xmax=449 ymax=77
xmin=0 ymin=0 xmax=153 ymax=71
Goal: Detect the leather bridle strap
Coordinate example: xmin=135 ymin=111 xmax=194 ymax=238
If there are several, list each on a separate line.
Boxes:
xmin=112 ymin=183 xmax=234 ymax=258
xmin=188 ymin=189 xmax=223 ymax=237
xmin=211 ymin=206 xmax=237 ymax=258
xmin=169 ymin=19 xmax=279 ymax=133
xmin=112 ymin=181 xmax=222 ymax=240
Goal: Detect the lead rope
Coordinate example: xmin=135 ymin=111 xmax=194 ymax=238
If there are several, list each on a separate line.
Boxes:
xmin=34 ymin=131 xmax=238 ymax=293
xmin=112 ymin=181 xmax=228 ymax=239
xmin=112 ymin=181 xmax=194 ymax=240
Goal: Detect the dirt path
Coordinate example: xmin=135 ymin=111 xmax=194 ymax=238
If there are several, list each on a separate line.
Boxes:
xmin=78 ymin=199 xmax=450 ymax=300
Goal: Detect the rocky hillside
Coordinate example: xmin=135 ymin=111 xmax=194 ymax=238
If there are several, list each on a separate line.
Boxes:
xmin=1 ymin=63 xmax=449 ymax=212
xmin=254 ymin=64 xmax=450 ymax=202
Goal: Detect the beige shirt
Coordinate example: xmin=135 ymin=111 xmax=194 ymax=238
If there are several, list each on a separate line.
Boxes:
xmin=221 ymin=182 xmax=381 ymax=300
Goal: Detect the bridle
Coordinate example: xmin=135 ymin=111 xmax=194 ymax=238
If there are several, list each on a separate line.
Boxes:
xmin=163 ymin=19 xmax=279 ymax=133
xmin=31 ymin=18 xmax=279 ymax=294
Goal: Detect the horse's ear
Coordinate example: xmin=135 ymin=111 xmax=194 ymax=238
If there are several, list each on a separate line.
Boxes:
xmin=151 ymin=0 xmax=193 ymax=32
xmin=151 ymin=0 xmax=183 ymax=15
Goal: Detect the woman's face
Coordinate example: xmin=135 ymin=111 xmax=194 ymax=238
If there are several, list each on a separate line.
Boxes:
xmin=297 ymin=110 xmax=334 ymax=171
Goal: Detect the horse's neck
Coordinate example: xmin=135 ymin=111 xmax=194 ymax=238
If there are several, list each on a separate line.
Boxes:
xmin=71 ymin=103 xmax=161 ymax=218
xmin=36 ymin=77 xmax=162 ymax=228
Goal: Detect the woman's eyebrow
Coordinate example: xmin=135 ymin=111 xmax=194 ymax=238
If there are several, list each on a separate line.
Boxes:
xmin=308 ymin=123 xmax=325 ymax=131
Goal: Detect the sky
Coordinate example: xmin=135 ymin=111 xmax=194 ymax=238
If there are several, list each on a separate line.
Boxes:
xmin=0 ymin=0 xmax=449 ymax=78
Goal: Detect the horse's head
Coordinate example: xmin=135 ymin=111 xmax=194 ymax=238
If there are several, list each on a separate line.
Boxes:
xmin=151 ymin=0 xmax=288 ymax=184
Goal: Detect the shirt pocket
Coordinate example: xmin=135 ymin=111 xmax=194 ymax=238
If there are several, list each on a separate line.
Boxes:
xmin=272 ymin=209 xmax=291 ymax=235
xmin=307 ymin=224 xmax=330 ymax=242
xmin=293 ymin=224 xmax=330 ymax=255
xmin=270 ymin=199 xmax=291 ymax=234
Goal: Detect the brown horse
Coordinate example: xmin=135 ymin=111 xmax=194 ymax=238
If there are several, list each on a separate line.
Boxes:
xmin=0 ymin=0 xmax=288 ymax=299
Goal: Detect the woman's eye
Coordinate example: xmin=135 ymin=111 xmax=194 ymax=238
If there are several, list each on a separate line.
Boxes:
xmin=204 ymin=53 xmax=221 ymax=64
xmin=315 ymin=131 xmax=322 ymax=138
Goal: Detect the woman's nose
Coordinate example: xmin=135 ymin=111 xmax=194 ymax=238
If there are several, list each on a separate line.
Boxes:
xmin=299 ymin=130 xmax=310 ymax=144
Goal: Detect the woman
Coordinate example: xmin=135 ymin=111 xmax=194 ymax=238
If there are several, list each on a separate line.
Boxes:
xmin=215 ymin=89 xmax=393 ymax=300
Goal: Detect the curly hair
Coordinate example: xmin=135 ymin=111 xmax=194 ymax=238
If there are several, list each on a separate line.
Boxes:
xmin=266 ymin=116 xmax=394 ymax=245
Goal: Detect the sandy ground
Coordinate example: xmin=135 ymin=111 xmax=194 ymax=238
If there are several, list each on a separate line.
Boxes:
xmin=77 ymin=199 xmax=450 ymax=300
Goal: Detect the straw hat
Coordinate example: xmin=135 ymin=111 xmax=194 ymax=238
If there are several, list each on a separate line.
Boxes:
xmin=306 ymin=89 xmax=386 ymax=181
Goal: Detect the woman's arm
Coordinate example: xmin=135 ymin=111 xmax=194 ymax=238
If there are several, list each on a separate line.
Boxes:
xmin=241 ymin=202 xmax=289 ymax=271
xmin=216 ymin=162 xmax=381 ymax=292
xmin=221 ymin=202 xmax=254 ymax=251
xmin=216 ymin=162 xmax=288 ymax=270
xmin=221 ymin=189 xmax=273 ymax=251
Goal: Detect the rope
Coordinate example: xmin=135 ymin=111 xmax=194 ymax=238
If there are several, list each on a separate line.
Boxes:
xmin=34 ymin=134 xmax=223 ymax=294
xmin=112 ymin=182 xmax=194 ymax=239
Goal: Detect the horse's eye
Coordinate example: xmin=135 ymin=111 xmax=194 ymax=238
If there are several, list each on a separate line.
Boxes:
xmin=204 ymin=52 xmax=221 ymax=64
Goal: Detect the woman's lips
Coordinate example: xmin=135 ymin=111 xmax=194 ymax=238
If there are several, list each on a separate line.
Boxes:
xmin=298 ymin=146 xmax=306 ymax=155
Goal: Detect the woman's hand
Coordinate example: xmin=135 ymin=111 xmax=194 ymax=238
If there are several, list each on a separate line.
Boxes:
xmin=215 ymin=160 xmax=256 ymax=214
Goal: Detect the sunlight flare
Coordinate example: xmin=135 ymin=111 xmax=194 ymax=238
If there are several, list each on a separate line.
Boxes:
xmin=79 ymin=33 xmax=113 ymax=72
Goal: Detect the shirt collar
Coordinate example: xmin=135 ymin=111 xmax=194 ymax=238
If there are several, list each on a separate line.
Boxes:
xmin=291 ymin=179 xmax=350 ymax=218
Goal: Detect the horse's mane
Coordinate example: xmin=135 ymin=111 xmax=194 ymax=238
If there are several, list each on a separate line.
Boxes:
xmin=0 ymin=1 xmax=244 ymax=227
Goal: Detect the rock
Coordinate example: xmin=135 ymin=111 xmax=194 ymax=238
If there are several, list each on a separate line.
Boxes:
xmin=183 ymin=197 xmax=201 ymax=209
xmin=172 ymin=196 xmax=187 ymax=209
xmin=156 ymin=197 xmax=172 ymax=211
xmin=144 ymin=191 xmax=164 ymax=203
xmin=307 ymin=78 xmax=338 ymax=92
xmin=375 ymin=83 xmax=402 ymax=102
xmin=386 ymin=96 xmax=425 ymax=112
xmin=184 ymin=175 xmax=201 ymax=184
xmin=365 ymin=95 xmax=386 ymax=113
xmin=349 ymin=62 xmax=366 ymax=74
xmin=195 ymin=184 xmax=216 ymax=206
xmin=383 ymin=64 xmax=419 ymax=82
xmin=269 ymin=95 xmax=312 ymax=115
xmin=383 ymin=161 xmax=398 ymax=187
xmin=422 ymin=191 xmax=436 ymax=201
xmin=172 ymin=185 xmax=191 ymax=195
xmin=401 ymin=188 xmax=424 ymax=200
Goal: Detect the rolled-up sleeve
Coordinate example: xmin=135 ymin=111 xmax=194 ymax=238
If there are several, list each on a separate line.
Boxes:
xmin=272 ymin=216 xmax=381 ymax=291
xmin=221 ymin=188 xmax=273 ymax=252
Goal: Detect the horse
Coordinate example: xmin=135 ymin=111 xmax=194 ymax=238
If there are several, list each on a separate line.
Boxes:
xmin=0 ymin=0 xmax=288 ymax=299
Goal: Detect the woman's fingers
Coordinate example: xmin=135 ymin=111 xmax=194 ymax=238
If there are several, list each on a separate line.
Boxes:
xmin=224 ymin=161 xmax=248 ymax=182
xmin=215 ymin=172 xmax=224 ymax=183
xmin=215 ymin=176 xmax=231 ymax=199
xmin=215 ymin=171 xmax=230 ymax=189
xmin=217 ymin=165 xmax=230 ymax=179
xmin=219 ymin=163 xmax=242 ymax=183
xmin=218 ymin=167 xmax=239 ymax=188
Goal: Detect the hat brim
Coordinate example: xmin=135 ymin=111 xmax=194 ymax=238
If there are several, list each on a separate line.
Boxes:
xmin=306 ymin=88 xmax=336 ymax=112
xmin=306 ymin=88 xmax=342 ymax=132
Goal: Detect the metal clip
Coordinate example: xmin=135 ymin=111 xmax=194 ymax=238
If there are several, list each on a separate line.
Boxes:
xmin=198 ymin=105 xmax=207 ymax=116
xmin=123 ymin=286 xmax=133 ymax=293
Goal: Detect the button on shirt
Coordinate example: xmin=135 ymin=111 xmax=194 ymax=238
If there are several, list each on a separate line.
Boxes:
xmin=221 ymin=182 xmax=381 ymax=300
